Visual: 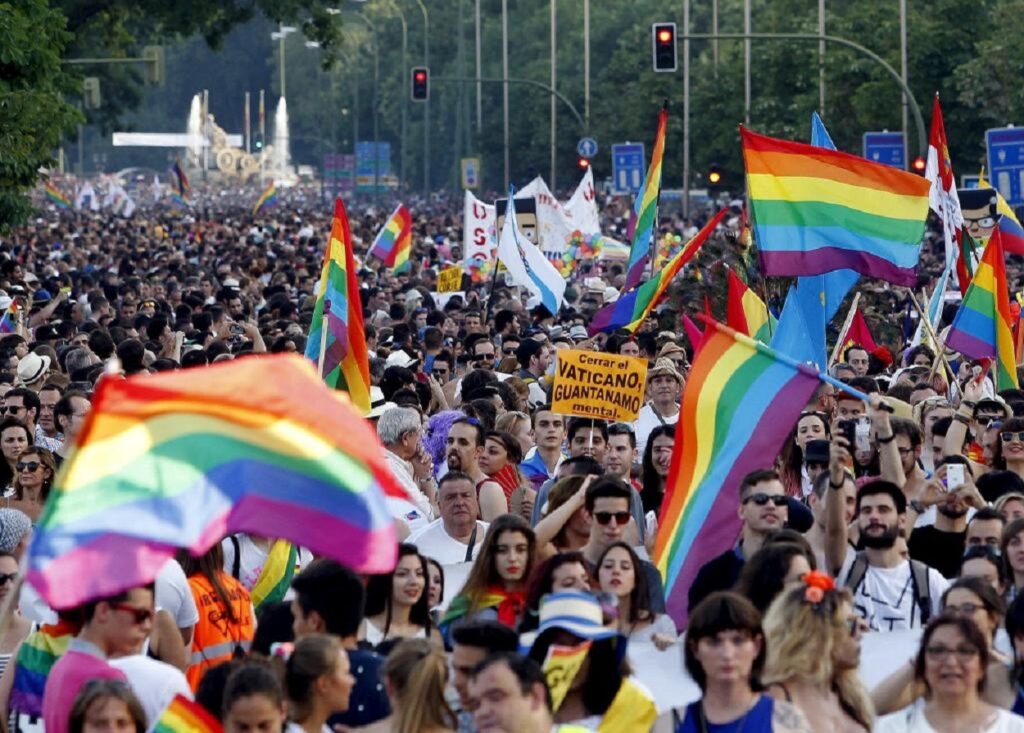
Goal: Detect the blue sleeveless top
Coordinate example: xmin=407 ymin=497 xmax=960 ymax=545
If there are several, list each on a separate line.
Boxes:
xmin=1013 ymin=686 xmax=1024 ymax=717
xmin=676 ymin=695 xmax=775 ymax=733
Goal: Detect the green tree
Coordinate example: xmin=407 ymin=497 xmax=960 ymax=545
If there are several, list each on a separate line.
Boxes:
xmin=0 ymin=0 xmax=82 ymax=230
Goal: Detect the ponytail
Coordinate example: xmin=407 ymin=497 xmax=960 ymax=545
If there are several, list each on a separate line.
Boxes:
xmin=382 ymin=639 xmax=455 ymax=733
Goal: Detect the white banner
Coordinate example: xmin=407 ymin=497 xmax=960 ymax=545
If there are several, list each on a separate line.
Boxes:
xmin=462 ymin=190 xmax=496 ymax=282
xmin=564 ymin=168 xmax=601 ymax=236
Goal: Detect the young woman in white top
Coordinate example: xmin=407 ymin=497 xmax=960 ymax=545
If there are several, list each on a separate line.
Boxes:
xmin=360 ymin=543 xmax=442 ymax=648
xmin=596 ymin=541 xmax=676 ymax=649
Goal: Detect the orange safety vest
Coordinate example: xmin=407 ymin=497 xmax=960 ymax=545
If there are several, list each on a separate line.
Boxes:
xmin=186 ymin=571 xmax=255 ymax=690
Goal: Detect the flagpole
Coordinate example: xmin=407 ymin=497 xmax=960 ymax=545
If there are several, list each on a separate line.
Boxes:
xmin=904 ymin=288 xmax=956 ymax=384
xmin=317 ymin=299 xmax=330 ymax=379
xmin=827 ymin=292 xmax=860 ymax=368
xmin=648 ymin=101 xmax=668 ymax=280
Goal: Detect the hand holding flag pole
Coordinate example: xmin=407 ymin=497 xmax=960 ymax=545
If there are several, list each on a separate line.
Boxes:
xmin=827 ymin=292 xmax=861 ymax=368
xmin=902 ymin=288 xmax=956 ymax=384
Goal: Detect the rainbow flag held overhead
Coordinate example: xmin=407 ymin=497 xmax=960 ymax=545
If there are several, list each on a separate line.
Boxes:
xmin=742 ymin=127 xmax=931 ymax=285
xmin=369 ymin=205 xmax=413 ymax=272
xmin=946 ymin=226 xmax=1019 ymax=390
xmin=25 ymin=355 xmax=401 ymax=610
xmin=252 ymin=182 xmax=278 ymax=215
xmin=654 ymin=319 xmax=821 ymax=625
xmin=172 ymin=159 xmax=190 ymax=199
xmin=589 ymin=209 xmax=726 ymax=335
xmin=304 ymin=198 xmax=372 ymax=413
xmin=249 ymin=539 xmax=298 ymax=614
xmin=726 ymin=269 xmax=776 ymax=342
xmin=153 ymin=694 xmax=222 ymax=733
xmin=624 ymin=107 xmax=667 ymax=290
xmin=44 ymin=182 xmax=71 ymax=209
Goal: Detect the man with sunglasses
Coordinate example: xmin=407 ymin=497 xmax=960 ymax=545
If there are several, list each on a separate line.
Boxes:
xmin=43 ymin=584 xmax=154 ymax=733
xmin=580 ymin=476 xmax=665 ymax=614
xmin=688 ymin=469 xmax=789 ymax=614
xmin=471 ymin=338 xmax=497 ymax=371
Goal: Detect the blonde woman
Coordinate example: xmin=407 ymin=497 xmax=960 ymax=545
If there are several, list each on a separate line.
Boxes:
xmin=382 ymin=638 xmax=456 ymax=733
xmin=762 ymin=572 xmax=873 ymax=733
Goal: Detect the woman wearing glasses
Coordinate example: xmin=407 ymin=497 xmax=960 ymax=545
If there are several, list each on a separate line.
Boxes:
xmin=6 ymin=447 xmax=55 ymax=523
xmin=875 ymin=615 xmax=1024 ymax=732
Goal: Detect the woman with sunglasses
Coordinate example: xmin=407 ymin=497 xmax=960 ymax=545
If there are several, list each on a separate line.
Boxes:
xmin=7 ymin=447 xmax=55 ymax=524
xmin=876 ymin=615 xmax=1024 ymax=732
xmin=0 ymin=417 xmax=30 ymax=496
xmin=596 ymin=541 xmax=676 ymax=649
xmin=779 ymin=411 xmax=830 ymax=497
xmin=762 ymin=573 xmax=873 ymax=732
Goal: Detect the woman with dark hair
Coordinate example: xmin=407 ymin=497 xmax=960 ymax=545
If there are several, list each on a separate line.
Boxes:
xmin=640 ymin=425 xmax=674 ymax=519
xmin=180 ymin=544 xmax=255 ymax=691
xmin=7 ymin=446 xmax=55 ymax=523
xmin=533 ymin=475 xmax=592 ymax=553
xmin=425 ymin=557 xmax=444 ymax=618
xmin=519 ymin=551 xmax=592 ymax=633
xmin=222 ymin=660 xmax=287 ymax=733
xmin=361 ymin=543 xmax=441 ymax=647
xmin=68 ymin=679 xmax=146 ymax=733
xmin=1001 ymin=518 xmax=1024 ymax=602
xmin=525 ymin=590 xmax=657 ymax=730
xmin=735 ymin=543 xmax=816 ymax=614
xmin=779 ymin=411 xmax=830 ymax=496
xmin=440 ymin=514 xmax=536 ymax=634
xmin=654 ymin=591 xmax=809 ymax=732
xmin=478 ymin=430 xmax=525 ymax=504
xmin=876 ymin=615 xmax=1024 ymax=732
xmin=0 ymin=417 xmax=31 ymax=494
xmin=596 ymin=541 xmax=675 ymax=648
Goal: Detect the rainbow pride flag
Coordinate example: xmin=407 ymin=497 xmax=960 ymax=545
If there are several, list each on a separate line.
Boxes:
xmin=589 ymin=209 xmax=725 ymax=335
xmin=369 ymin=205 xmax=413 ymax=272
xmin=252 ymin=182 xmax=278 ymax=215
xmin=726 ymin=269 xmax=776 ymax=342
xmin=172 ymin=159 xmax=190 ymax=198
xmin=153 ymin=694 xmax=222 ymax=733
xmin=979 ymin=170 xmax=1024 ymax=255
xmin=25 ymin=355 xmax=401 ymax=609
xmin=0 ymin=303 xmax=17 ymax=335
xmin=624 ymin=107 xmax=667 ymax=290
xmin=304 ymin=198 xmax=372 ymax=413
xmin=742 ymin=127 xmax=931 ymax=285
xmin=653 ymin=319 xmax=821 ymax=625
xmin=8 ymin=620 xmax=78 ymax=717
xmin=946 ymin=226 xmax=1019 ymax=390
xmin=249 ymin=539 xmax=298 ymax=614
xmin=44 ymin=182 xmax=71 ymax=209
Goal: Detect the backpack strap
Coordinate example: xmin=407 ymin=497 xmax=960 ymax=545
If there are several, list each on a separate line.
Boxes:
xmin=229 ymin=534 xmax=241 ymax=580
xmin=909 ymin=559 xmax=932 ymax=626
xmin=843 ymin=552 xmax=869 ymax=594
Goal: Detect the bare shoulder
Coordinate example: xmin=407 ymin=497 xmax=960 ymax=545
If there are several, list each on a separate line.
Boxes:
xmin=771 ymin=700 xmax=813 ymax=733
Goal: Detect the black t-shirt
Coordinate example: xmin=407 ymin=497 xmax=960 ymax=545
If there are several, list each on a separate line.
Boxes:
xmin=908 ymin=525 xmax=966 ymax=579
xmin=688 ymin=548 xmax=745 ymax=614
xmin=327 ymin=648 xmax=390 ymax=728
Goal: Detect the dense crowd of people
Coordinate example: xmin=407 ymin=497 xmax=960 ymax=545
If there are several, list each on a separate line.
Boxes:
xmin=1 ymin=185 xmax=1023 ymax=732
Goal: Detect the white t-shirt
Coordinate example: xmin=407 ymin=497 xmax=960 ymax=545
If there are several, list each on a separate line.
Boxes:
xmin=110 ymin=655 xmax=192 ymax=728
xmin=874 ymin=699 xmax=1024 ymax=732
xmin=839 ymin=559 xmax=948 ymax=632
xmin=407 ymin=519 xmax=487 ymax=565
xmin=221 ymin=534 xmax=312 ymax=595
xmin=632 ymin=402 xmax=679 ymax=457
xmin=384 ymin=451 xmax=434 ymax=534
xmin=155 ymin=559 xmax=199 ymax=631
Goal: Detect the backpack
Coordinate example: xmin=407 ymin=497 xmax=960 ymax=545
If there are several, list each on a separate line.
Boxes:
xmin=843 ymin=552 xmax=932 ymax=626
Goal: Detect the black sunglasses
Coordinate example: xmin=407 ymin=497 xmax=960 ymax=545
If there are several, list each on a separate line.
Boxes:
xmin=15 ymin=461 xmax=40 ymax=473
xmin=593 ymin=511 xmax=631 ymax=526
xmin=743 ymin=493 xmax=788 ymax=507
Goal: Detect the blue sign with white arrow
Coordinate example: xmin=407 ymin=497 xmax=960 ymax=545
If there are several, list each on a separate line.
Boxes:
xmin=862 ymin=131 xmax=906 ymax=170
xmin=611 ymin=143 xmax=645 ymax=195
xmin=986 ymin=126 xmax=1024 ymax=207
xmin=577 ymin=137 xmax=598 ymax=158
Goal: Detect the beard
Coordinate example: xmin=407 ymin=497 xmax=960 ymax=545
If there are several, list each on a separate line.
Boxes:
xmin=447 ymin=453 xmax=463 ymax=470
xmin=860 ymin=522 xmax=900 ymax=549
xmin=938 ymin=503 xmax=969 ymax=520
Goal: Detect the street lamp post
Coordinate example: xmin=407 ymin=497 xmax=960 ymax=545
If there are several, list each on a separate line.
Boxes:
xmin=270 ymin=25 xmax=297 ymax=99
xmin=409 ymin=0 xmax=429 ymax=193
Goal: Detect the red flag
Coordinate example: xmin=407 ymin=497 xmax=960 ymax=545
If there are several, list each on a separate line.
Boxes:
xmin=837 ymin=306 xmax=877 ymax=354
xmin=925 ymin=94 xmax=965 ymax=291
xmin=681 ymin=313 xmax=705 ymax=355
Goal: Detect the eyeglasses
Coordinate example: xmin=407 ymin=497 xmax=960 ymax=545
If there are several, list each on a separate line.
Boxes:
xmin=108 ymin=602 xmax=154 ymax=625
xmin=474 ymin=353 xmax=496 ymax=362
xmin=502 ymin=347 xmax=517 ymax=355
xmin=0 ymin=572 xmax=18 ymax=586
xmin=0 ymin=406 xmax=24 ymax=414
xmin=925 ymin=644 xmax=980 ymax=662
xmin=977 ymin=415 xmax=1000 ymax=427
xmin=15 ymin=462 xmax=40 ymax=473
xmin=742 ymin=493 xmax=788 ymax=507
xmin=593 ymin=511 xmax=631 ymax=526
xmin=1001 ymin=431 xmax=1024 ymax=443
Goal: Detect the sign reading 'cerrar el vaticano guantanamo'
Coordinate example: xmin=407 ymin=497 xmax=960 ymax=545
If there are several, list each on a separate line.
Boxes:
xmin=551 ymin=350 xmax=648 ymax=422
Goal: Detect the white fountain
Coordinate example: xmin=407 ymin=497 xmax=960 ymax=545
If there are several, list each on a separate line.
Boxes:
xmin=273 ymin=96 xmax=291 ymax=176
xmin=186 ymin=94 xmax=203 ymax=166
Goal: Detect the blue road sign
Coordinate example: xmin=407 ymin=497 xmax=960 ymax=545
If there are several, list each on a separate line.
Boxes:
xmin=986 ymin=126 xmax=1024 ymax=207
xmin=577 ymin=137 xmax=598 ymax=158
xmin=862 ymin=131 xmax=906 ymax=170
xmin=611 ymin=143 xmax=646 ymax=195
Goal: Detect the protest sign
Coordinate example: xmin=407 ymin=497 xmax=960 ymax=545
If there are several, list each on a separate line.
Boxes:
xmin=437 ymin=265 xmax=463 ymax=293
xmin=551 ymin=349 xmax=647 ymax=422
xmin=463 ymin=190 xmax=496 ymax=282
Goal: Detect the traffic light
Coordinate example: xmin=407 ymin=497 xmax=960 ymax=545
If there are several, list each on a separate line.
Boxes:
xmin=254 ymin=133 xmax=264 ymax=152
xmin=143 ymin=45 xmax=165 ymax=86
xmin=652 ymin=23 xmax=677 ymax=72
xmin=82 ymin=77 xmax=101 ymax=110
xmin=707 ymin=163 xmax=723 ymax=186
xmin=411 ymin=67 xmax=429 ymax=102
xmin=577 ymin=156 xmax=590 ymax=170
xmin=912 ymin=156 xmax=926 ymax=173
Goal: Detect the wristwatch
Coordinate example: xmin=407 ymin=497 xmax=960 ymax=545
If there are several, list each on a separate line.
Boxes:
xmin=909 ymin=499 xmax=926 ymax=514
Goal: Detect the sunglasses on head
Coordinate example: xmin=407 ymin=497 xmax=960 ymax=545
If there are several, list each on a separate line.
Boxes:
xmin=743 ymin=493 xmax=788 ymax=507
xmin=15 ymin=461 xmax=39 ymax=473
xmin=593 ymin=511 xmax=631 ymax=526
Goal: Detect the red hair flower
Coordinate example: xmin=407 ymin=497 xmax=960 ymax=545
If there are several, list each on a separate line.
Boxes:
xmin=802 ymin=570 xmax=835 ymax=605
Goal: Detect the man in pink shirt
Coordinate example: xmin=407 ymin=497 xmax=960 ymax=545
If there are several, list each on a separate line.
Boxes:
xmin=42 ymin=584 xmax=155 ymax=733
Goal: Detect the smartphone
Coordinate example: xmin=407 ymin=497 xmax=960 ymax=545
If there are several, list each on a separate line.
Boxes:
xmin=855 ymin=418 xmax=872 ymax=453
xmin=838 ymin=419 xmax=857 ymax=449
xmin=946 ymin=463 xmax=965 ymax=491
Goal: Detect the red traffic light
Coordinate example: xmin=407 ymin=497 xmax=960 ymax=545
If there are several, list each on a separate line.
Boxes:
xmin=414 ymin=71 xmax=426 ymax=82
xmin=651 ymin=23 xmax=678 ymax=72
xmin=912 ymin=156 xmax=926 ymax=172
xmin=657 ymin=29 xmax=673 ymax=43
xmin=577 ymin=156 xmax=590 ymax=170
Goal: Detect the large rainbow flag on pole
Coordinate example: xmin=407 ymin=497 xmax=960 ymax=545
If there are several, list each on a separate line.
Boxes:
xmin=368 ymin=205 xmax=413 ymax=272
xmin=945 ymin=226 xmax=1020 ymax=390
xmin=623 ymin=107 xmax=667 ymax=290
xmin=741 ymin=127 xmax=931 ymax=285
xmin=25 ymin=355 xmax=400 ymax=610
xmin=304 ymin=198 xmax=372 ymax=413
xmin=654 ymin=319 xmax=821 ymax=625
xmin=589 ymin=209 xmax=725 ymax=335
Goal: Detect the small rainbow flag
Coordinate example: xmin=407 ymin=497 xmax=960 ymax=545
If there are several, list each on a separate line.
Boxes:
xmin=742 ymin=127 xmax=931 ymax=285
xmin=624 ymin=107 xmax=667 ymax=290
xmin=946 ymin=226 xmax=1019 ymax=390
xmin=172 ymin=159 xmax=190 ymax=199
xmin=8 ymin=620 xmax=78 ymax=718
xmin=654 ymin=319 xmax=821 ymax=625
xmin=44 ymin=182 xmax=71 ymax=209
xmin=589 ymin=209 xmax=725 ymax=335
xmin=252 ymin=182 xmax=278 ymax=215
xmin=304 ymin=198 xmax=372 ymax=414
xmin=369 ymin=205 xmax=413 ymax=272
xmin=979 ymin=169 xmax=1024 ymax=255
xmin=726 ymin=269 xmax=776 ymax=342
xmin=169 ymin=192 xmax=189 ymax=209
xmin=0 ymin=303 xmax=17 ymax=335
xmin=249 ymin=539 xmax=298 ymax=614
xmin=25 ymin=355 xmax=401 ymax=610
xmin=153 ymin=694 xmax=222 ymax=733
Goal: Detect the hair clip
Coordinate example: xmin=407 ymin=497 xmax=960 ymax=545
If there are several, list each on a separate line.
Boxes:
xmin=802 ymin=570 xmax=836 ymax=606
xmin=270 ymin=642 xmax=294 ymax=661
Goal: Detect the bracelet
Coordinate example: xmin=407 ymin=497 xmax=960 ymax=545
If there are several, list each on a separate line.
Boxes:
xmin=829 ymin=477 xmax=845 ymax=489
xmin=417 ymin=476 xmax=435 ymax=485
xmin=953 ymin=414 xmax=971 ymax=425
xmin=910 ymin=499 xmax=926 ymax=514
xmin=876 ymin=433 xmax=896 ymax=444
